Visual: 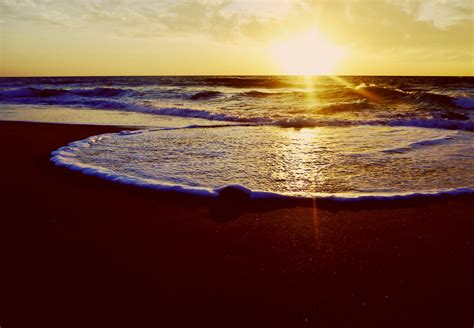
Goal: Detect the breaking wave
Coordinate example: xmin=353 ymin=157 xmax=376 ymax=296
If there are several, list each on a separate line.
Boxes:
xmin=317 ymin=100 xmax=371 ymax=114
xmin=453 ymin=97 xmax=474 ymax=109
xmin=382 ymin=136 xmax=456 ymax=154
xmin=190 ymin=90 xmax=223 ymax=100
xmin=129 ymin=107 xmax=474 ymax=131
xmin=349 ymin=85 xmax=471 ymax=109
xmin=1 ymin=84 xmax=472 ymax=110
xmin=0 ymin=87 xmax=130 ymax=99
xmin=1 ymin=76 xmax=473 ymax=134
xmin=201 ymin=76 xmax=292 ymax=88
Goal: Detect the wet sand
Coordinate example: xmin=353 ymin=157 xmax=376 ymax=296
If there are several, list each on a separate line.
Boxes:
xmin=0 ymin=121 xmax=472 ymax=327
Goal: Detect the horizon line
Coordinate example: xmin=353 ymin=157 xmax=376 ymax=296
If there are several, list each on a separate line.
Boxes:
xmin=1 ymin=74 xmax=473 ymax=78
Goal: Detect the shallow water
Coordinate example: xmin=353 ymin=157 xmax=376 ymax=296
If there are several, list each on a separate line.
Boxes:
xmin=52 ymin=125 xmax=474 ymax=199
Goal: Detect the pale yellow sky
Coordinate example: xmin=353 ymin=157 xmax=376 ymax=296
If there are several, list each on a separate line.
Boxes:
xmin=1 ymin=0 xmax=473 ymax=76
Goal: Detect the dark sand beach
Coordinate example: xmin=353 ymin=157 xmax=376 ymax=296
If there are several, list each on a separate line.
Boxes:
xmin=0 ymin=121 xmax=472 ymax=327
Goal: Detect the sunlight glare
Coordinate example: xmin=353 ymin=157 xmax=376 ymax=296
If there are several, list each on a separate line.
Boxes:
xmin=270 ymin=27 xmax=347 ymax=75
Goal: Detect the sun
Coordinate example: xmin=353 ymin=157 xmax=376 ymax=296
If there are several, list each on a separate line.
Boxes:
xmin=270 ymin=27 xmax=347 ymax=76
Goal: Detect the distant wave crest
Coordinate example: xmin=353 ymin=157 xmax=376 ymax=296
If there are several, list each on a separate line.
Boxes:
xmin=201 ymin=76 xmax=292 ymax=89
xmin=349 ymin=85 xmax=472 ymax=110
xmin=0 ymin=86 xmax=130 ymax=99
xmin=317 ymin=100 xmax=371 ymax=115
xmin=190 ymin=90 xmax=223 ymax=100
xmin=453 ymin=97 xmax=474 ymax=109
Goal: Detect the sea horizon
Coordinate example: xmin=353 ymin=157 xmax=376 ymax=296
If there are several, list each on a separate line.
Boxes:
xmin=2 ymin=74 xmax=474 ymax=78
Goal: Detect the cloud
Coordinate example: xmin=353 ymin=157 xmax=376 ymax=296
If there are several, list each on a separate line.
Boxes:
xmin=0 ymin=0 xmax=299 ymax=40
xmin=1 ymin=0 xmax=472 ymax=46
xmin=156 ymin=1 xmax=239 ymax=40
xmin=0 ymin=0 xmax=72 ymax=26
xmin=388 ymin=0 xmax=473 ymax=30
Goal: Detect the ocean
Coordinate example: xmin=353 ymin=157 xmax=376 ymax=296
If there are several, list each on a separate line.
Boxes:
xmin=1 ymin=76 xmax=473 ymax=200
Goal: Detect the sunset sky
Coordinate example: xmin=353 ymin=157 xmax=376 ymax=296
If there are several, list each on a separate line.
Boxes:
xmin=1 ymin=0 xmax=473 ymax=76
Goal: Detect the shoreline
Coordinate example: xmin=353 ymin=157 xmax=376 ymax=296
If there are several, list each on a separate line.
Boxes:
xmin=48 ymin=120 xmax=474 ymax=213
xmin=0 ymin=120 xmax=473 ymax=327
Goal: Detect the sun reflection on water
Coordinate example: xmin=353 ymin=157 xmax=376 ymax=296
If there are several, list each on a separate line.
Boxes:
xmin=275 ymin=127 xmax=324 ymax=195
xmin=279 ymin=127 xmax=328 ymax=238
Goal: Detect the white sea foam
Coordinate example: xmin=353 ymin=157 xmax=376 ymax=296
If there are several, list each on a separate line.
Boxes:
xmin=386 ymin=118 xmax=474 ymax=131
xmin=269 ymin=117 xmax=474 ymax=131
xmin=50 ymin=125 xmax=474 ymax=203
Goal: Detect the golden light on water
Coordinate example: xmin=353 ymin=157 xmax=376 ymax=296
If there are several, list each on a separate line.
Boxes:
xmin=269 ymin=27 xmax=348 ymax=76
xmin=283 ymin=128 xmax=322 ymax=238
xmin=280 ymin=128 xmax=321 ymax=193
